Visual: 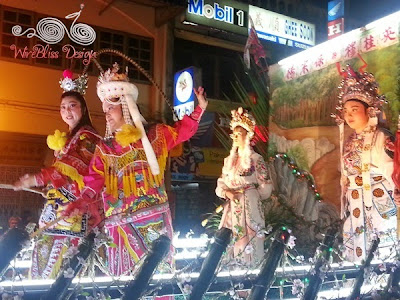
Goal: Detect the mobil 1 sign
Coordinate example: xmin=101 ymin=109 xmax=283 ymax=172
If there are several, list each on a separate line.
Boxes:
xmin=186 ymin=0 xmax=249 ymax=35
xmin=173 ymin=67 xmax=202 ymax=121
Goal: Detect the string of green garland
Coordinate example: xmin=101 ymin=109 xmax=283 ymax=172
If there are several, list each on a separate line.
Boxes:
xmin=271 ymin=153 xmax=322 ymax=201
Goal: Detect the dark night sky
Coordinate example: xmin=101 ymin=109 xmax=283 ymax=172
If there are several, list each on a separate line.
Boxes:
xmin=348 ymin=0 xmax=400 ymax=25
xmin=309 ymin=0 xmax=400 ymax=33
xmin=315 ymin=0 xmax=400 ymax=29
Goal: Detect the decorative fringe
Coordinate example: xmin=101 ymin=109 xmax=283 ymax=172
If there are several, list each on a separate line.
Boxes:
xmin=103 ymin=126 xmax=170 ymax=205
xmin=105 ymin=165 xmax=118 ymax=200
xmin=47 ymin=130 xmax=67 ymax=151
xmin=53 ymin=161 xmax=84 ymax=190
xmin=166 ymin=126 xmax=178 ymax=143
xmin=115 ymin=124 xmax=142 ymax=147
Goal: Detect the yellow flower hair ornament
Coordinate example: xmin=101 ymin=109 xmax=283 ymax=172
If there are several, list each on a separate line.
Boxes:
xmin=115 ymin=124 xmax=142 ymax=147
xmin=47 ymin=130 xmax=67 ymax=151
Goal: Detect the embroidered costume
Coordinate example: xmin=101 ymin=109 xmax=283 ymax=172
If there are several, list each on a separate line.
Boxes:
xmin=332 ymin=65 xmax=397 ymax=263
xmin=216 ymin=108 xmax=272 ymax=267
xmin=80 ymin=64 xmax=205 ymax=276
xmin=30 ymin=71 xmax=101 ymax=279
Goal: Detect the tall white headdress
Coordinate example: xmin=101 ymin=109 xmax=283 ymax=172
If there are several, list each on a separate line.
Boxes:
xmin=97 ymin=63 xmax=160 ymax=175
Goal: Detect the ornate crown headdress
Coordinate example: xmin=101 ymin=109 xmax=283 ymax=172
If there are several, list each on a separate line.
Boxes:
xmin=331 ymin=64 xmax=386 ymax=124
xmin=97 ymin=62 xmax=138 ymax=103
xmin=59 ymin=69 xmax=88 ymax=95
xmin=230 ymin=107 xmax=256 ymax=137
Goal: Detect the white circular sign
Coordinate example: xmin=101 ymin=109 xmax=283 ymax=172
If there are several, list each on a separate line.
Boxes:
xmin=175 ymin=71 xmax=194 ymax=104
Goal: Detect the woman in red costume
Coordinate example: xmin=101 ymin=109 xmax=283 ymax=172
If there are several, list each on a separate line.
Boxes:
xmin=14 ymin=71 xmax=101 ymax=279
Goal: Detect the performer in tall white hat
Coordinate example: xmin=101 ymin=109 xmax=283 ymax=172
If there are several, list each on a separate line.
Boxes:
xmin=69 ymin=63 xmax=207 ymax=275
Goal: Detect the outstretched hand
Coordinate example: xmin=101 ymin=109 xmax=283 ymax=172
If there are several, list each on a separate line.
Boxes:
xmin=13 ymin=174 xmax=36 ymax=190
xmin=194 ymin=86 xmax=208 ymax=110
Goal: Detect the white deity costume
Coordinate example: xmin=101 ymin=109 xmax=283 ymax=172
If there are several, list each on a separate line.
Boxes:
xmin=216 ymin=108 xmax=272 ymax=267
xmin=332 ymin=66 xmax=397 ymax=263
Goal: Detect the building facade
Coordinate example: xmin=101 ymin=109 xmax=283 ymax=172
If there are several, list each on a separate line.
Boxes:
xmin=0 ymin=0 xmax=176 ymax=228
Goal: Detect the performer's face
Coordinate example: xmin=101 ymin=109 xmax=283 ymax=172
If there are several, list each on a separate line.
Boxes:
xmin=8 ymin=218 xmax=19 ymax=229
xmin=103 ymin=101 xmax=125 ymax=132
xmin=343 ymin=100 xmax=369 ymax=133
xmin=60 ymin=96 xmax=83 ymax=130
xmin=231 ymin=126 xmax=248 ymax=148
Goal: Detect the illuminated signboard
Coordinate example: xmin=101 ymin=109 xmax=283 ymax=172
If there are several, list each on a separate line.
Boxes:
xmin=248 ymin=5 xmax=315 ymax=49
xmin=328 ymin=18 xmax=344 ymax=40
xmin=328 ymin=0 xmax=344 ymax=22
xmin=173 ymin=67 xmax=202 ymax=121
xmin=186 ymin=0 xmax=248 ymax=35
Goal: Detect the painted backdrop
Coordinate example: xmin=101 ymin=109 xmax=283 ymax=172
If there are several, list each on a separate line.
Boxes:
xmin=268 ymin=16 xmax=400 ymax=209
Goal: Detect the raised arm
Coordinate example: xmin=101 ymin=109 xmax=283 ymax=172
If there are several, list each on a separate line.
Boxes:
xmin=164 ymin=87 xmax=208 ymax=150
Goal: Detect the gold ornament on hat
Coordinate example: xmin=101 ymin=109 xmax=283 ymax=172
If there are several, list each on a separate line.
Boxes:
xmin=230 ymin=107 xmax=256 ymax=138
xmin=97 ymin=62 xmax=129 ymax=85
xmin=97 ymin=62 xmax=137 ymax=104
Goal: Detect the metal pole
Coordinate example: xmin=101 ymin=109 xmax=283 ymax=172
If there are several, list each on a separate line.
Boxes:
xmin=0 ymin=228 xmax=29 ymax=275
xmin=384 ymin=264 xmax=400 ymax=298
xmin=302 ymin=226 xmax=338 ymax=300
xmin=348 ymin=238 xmax=380 ymax=300
xmin=122 ymin=235 xmax=171 ymax=300
xmin=190 ymin=228 xmax=232 ymax=300
xmin=248 ymin=229 xmax=290 ymax=300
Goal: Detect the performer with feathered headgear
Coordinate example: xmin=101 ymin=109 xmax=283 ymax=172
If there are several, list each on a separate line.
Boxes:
xmin=67 ymin=63 xmax=207 ymax=276
xmin=332 ymin=65 xmax=399 ymax=263
xmin=13 ymin=70 xmax=101 ymax=279
xmin=216 ymin=107 xmax=272 ymax=267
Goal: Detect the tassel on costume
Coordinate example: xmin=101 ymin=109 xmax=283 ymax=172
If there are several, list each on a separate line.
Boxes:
xmin=53 ymin=161 xmax=85 ymax=190
xmin=101 ymin=127 xmax=171 ymax=205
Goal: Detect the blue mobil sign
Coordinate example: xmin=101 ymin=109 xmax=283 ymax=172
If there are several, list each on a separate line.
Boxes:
xmin=328 ymin=0 xmax=344 ymax=22
xmin=173 ymin=67 xmax=201 ymax=121
xmin=248 ymin=5 xmax=315 ymax=49
xmin=186 ymin=0 xmax=249 ymax=35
